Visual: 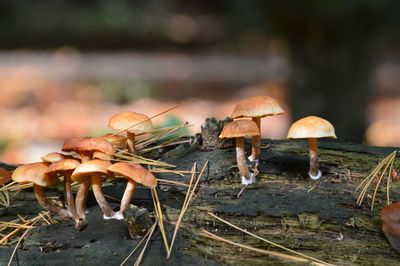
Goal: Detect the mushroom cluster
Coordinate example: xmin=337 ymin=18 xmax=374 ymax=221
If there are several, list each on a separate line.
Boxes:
xmin=220 ymin=96 xmax=337 ymax=184
xmin=11 ymin=111 xmax=158 ymax=230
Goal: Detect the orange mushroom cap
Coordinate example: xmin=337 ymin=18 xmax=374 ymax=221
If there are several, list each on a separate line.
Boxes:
xmin=219 ymin=119 xmax=260 ymax=139
xmin=12 ymin=162 xmax=56 ymax=187
xmin=41 ymin=152 xmax=66 ymax=163
xmin=108 ymin=162 xmax=157 ymax=188
xmin=231 ymin=96 xmax=284 ymax=119
xmin=287 ymin=116 xmax=337 ymax=139
xmin=0 ymin=168 xmax=12 ymax=186
xmin=45 ymin=159 xmax=80 ymax=177
xmin=108 ymin=111 xmax=153 ymax=134
xmin=71 ymin=159 xmax=112 ymax=183
xmin=62 ymin=137 xmax=115 ymax=155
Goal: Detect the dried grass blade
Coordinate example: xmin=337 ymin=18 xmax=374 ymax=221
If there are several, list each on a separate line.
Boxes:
xmin=151 ymin=188 xmax=170 ymax=254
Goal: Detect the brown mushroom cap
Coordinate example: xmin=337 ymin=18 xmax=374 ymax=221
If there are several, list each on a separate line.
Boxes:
xmin=100 ymin=133 xmax=127 ymax=149
xmin=219 ymin=120 xmax=260 ymax=139
xmin=108 ymin=111 xmax=153 ymax=134
xmin=12 ymin=162 xmax=56 ymax=187
xmin=0 ymin=168 xmax=12 ymax=186
xmin=62 ymin=137 xmax=115 ymax=155
xmin=230 ymin=96 xmax=284 ymax=119
xmin=108 ymin=162 xmax=157 ymax=188
xmin=287 ymin=116 xmax=337 ymax=139
xmin=45 ymin=159 xmax=81 ymax=177
xmin=71 ymin=159 xmax=112 ymax=183
xmin=41 ymin=152 xmax=66 ymax=163
xmin=92 ymin=151 xmax=113 ymax=161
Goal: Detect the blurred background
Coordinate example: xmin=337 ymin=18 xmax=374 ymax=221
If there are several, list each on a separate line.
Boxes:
xmin=0 ymin=0 xmax=399 ymax=163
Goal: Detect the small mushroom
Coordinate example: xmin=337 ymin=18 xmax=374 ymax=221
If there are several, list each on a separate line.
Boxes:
xmin=108 ymin=162 xmax=157 ymax=218
xmin=41 ymin=152 xmax=66 ymax=163
xmin=62 ymin=137 xmax=115 ymax=220
xmin=231 ymin=96 xmax=284 ymax=163
xmin=72 ymin=159 xmax=120 ymax=220
xmin=12 ymin=162 xmax=70 ymax=218
xmin=108 ymin=111 xmax=153 ymax=154
xmin=219 ymin=120 xmax=260 ymax=185
xmin=287 ymin=116 xmax=336 ymax=180
xmin=100 ymin=133 xmax=128 ymax=150
xmin=381 ymin=202 xmax=400 ymax=253
xmin=0 ymin=168 xmax=12 ymax=186
xmin=45 ymin=158 xmax=85 ymax=230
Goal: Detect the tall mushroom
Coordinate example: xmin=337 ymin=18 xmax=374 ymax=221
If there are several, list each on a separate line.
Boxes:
xmin=381 ymin=202 xmax=400 ymax=253
xmin=287 ymin=116 xmax=336 ymax=180
xmin=45 ymin=158 xmax=85 ymax=230
xmin=219 ymin=119 xmax=260 ymax=185
xmin=231 ymin=96 xmax=284 ymax=163
xmin=108 ymin=111 xmax=153 ymax=154
xmin=72 ymin=159 xmax=120 ymax=220
xmin=108 ymin=162 xmax=157 ymax=218
xmin=12 ymin=162 xmax=70 ymax=218
xmin=62 ymin=137 xmax=115 ymax=220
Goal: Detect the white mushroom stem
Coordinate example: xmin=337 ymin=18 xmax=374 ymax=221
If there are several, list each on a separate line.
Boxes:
xmin=75 ymin=153 xmax=92 ymax=220
xmin=117 ymin=180 xmax=137 ymax=217
xmin=91 ymin=173 xmax=117 ymax=219
xmin=308 ymin=138 xmax=321 ymax=179
xmin=63 ymin=174 xmax=86 ymax=230
xmin=33 ymin=184 xmax=70 ymax=218
xmin=126 ymin=132 xmax=137 ymax=154
xmin=251 ymin=117 xmax=261 ymax=162
xmin=236 ymin=137 xmax=254 ymax=184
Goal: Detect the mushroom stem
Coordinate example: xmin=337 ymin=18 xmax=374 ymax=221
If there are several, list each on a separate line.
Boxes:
xmin=236 ymin=137 xmax=253 ymax=184
xmin=126 ymin=132 xmax=137 ymax=154
xmin=251 ymin=117 xmax=261 ymax=162
xmin=308 ymin=138 xmax=320 ymax=179
xmin=75 ymin=153 xmax=92 ymax=220
xmin=91 ymin=173 xmax=116 ymax=219
xmin=119 ymin=180 xmax=137 ymax=215
xmin=64 ymin=174 xmax=85 ymax=230
xmin=33 ymin=184 xmax=70 ymax=218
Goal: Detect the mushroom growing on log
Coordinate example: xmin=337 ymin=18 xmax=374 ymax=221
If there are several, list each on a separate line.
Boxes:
xmin=12 ymin=162 xmax=70 ymax=218
xmin=231 ymin=96 xmax=284 ymax=163
xmin=62 ymin=137 xmax=115 ymax=220
xmin=219 ymin=119 xmax=260 ymax=185
xmin=108 ymin=162 xmax=157 ymax=218
xmin=287 ymin=116 xmax=336 ymax=180
xmin=108 ymin=111 xmax=153 ymax=154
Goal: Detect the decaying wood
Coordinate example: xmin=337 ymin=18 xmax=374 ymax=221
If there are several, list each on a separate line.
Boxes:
xmin=0 ymin=136 xmax=399 ymax=265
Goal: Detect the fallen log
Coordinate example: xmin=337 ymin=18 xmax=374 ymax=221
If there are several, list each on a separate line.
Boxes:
xmin=0 ymin=135 xmax=399 ymax=265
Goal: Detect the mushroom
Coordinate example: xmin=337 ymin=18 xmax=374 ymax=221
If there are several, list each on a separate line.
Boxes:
xmin=41 ymin=152 xmax=66 ymax=163
xmin=287 ymin=116 xmax=336 ymax=180
xmin=108 ymin=111 xmax=153 ymax=154
xmin=12 ymin=162 xmax=70 ymax=218
xmin=381 ymin=202 xmax=400 ymax=253
xmin=45 ymin=158 xmax=86 ymax=230
xmin=72 ymin=159 xmax=120 ymax=220
xmin=62 ymin=137 xmax=115 ymax=220
xmin=100 ymin=133 xmax=128 ymax=150
xmin=231 ymin=96 xmax=284 ymax=163
xmin=219 ymin=120 xmax=260 ymax=185
xmin=108 ymin=162 xmax=157 ymax=218
xmin=0 ymin=168 xmax=12 ymax=186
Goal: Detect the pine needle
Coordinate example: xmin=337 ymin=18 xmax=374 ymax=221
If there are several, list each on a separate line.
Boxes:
xmin=133 ymin=219 xmax=158 ymax=266
xmin=167 ymin=161 xmax=208 ymax=259
xmin=201 ymin=230 xmax=327 ymax=266
xmin=151 ymin=188 xmax=170 ymax=254
xmin=120 ymin=219 xmax=158 ymax=266
xmin=208 ymin=212 xmax=333 ymax=266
